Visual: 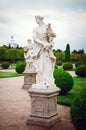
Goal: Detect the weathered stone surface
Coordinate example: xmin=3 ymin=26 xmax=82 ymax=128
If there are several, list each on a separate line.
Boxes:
xmin=27 ymin=87 xmax=61 ymax=126
xmin=22 ymin=71 xmax=37 ymax=90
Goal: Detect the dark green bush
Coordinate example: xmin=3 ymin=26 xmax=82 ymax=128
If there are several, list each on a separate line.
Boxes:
xmin=57 ymin=61 xmax=62 ymax=66
xmin=63 ymin=62 xmax=73 ymax=70
xmin=70 ymin=88 xmax=86 ymax=130
xmin=55 ymin=64 xmax=58 ymax=69
xmin=75 ymin=61 xmax=83 ymax=68
xmin=54 ymin=69 xmax=74 ymax=95
xmin=75 ymin=65 xmax=86 ymax=77
xmin=15 ymin=61 xmax=26 ymax=73
xmin=1 ymin=61 xmax=10 ymax=69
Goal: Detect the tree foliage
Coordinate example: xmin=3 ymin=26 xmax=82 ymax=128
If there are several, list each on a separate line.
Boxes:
xmin=65 ymin=43 xmax=70 ymax=62
xmin=0 ymin=45 xmax=24 ymax=63
xmin=72 ymin=49 xmax=85 ymax=54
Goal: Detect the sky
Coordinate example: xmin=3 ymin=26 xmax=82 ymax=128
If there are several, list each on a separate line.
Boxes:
xmin=0 ymin=0 xmax=86 ymax=52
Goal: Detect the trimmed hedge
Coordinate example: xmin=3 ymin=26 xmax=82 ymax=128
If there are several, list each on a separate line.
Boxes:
xmin=75 ymin=61 xmax=83 ymax=68
xmin=1 ymin=61 xmax=10 ymax=69
xmin=75 ymin=65 xmax=86 ymax=77
xmin=57 ymin=61 xmax=63 ymax=66
xmin=70 ymin=88 xmax=86 ymax=130
xmin=63 ymin=62 xmax=73 ymax=70
xmin=54 ymin=69 xmax=74 ymax=95
xmin=15 ymin=61 xmax=26 ymax=73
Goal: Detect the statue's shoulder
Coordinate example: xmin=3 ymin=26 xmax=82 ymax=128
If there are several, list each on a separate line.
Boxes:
xmin=33 ymin=26 xmax=40 ymax=34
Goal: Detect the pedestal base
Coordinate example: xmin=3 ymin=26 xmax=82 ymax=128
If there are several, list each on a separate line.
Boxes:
xmin=27 ymin=86 xmax=61 ymax=126
xmin=22 ymin=71 xmax=37 ymax=90
xmin=27 ymin=113 xmax=60 ymax=127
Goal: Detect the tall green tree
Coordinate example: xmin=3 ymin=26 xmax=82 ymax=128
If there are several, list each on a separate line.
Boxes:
xmin=65 ymin=43 xmax=70 ymax=62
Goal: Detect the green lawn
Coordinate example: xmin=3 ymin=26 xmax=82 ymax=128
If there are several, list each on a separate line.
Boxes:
xmin=57 ymin=76 xmax=86 ymax=106
xmin=0 ymin=64 xmax=16 ymax=70
xmin=9 ymin=64 xmax=16 ymax=69
xmin=0 ymin=72 xmax=23 ymax=78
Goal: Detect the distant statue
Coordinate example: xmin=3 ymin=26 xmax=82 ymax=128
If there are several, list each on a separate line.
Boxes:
xmin=24 ymin=39 xmax=34 ymax=71
xmin=32 ymin=16 xmax=56 ymax=87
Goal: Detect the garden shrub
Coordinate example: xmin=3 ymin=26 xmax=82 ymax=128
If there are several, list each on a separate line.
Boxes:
xmin=1 ymin=61 xmax=10 ymax=69
xmin=15 ymin=61 xmax=26 ymax=73
xmin=75 ymin=65 xmax=86 ymax=77
xmin=75 ymin=61 xmax=83 ymax=68
xmin=54 ymin=68 xmax=74 ymax=95
xmin=55 ymin=64 xmax=58 ymax=69
xmin=63 ymin=62 xmax=73 ymax=70
xmin=70 ymin=88 xmax=86 ymax=130
xmin=57 ymin=61 xmax=62 ymax=66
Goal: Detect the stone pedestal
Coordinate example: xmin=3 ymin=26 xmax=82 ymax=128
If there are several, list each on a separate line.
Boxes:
xmin=22 ymin=71 xmax=37 ymax=90
xmin=27 ymin=86 xmax=61 ymax=126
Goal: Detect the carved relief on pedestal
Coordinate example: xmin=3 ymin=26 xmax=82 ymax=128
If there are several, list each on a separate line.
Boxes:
xmin=32 ymin=98 xmax=46 ymax=116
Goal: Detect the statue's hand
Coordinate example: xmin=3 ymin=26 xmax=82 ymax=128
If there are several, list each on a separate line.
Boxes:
xmin=50 ymin=56 xmax=56 ymax=62
xmin=45 ymin=42 xmax=54 ymax=49
xmin=50 ymin=42 xmax=54 ymax=48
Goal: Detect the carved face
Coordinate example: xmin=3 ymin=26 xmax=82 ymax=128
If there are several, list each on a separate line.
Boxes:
xmin=36 ymin=18 xmax=40 ymax=24
xmin=49 ymin=36 xmax=54 ymax=42
xmin=35 ymin=16 xmax=44 ymax=24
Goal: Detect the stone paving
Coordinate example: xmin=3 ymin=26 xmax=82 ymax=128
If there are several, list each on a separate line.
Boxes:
xmin=0 ymin=70 xmax=76 ymax=130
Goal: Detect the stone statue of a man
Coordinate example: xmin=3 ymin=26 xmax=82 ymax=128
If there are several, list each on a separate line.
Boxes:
xmin=32 ymin=16 xmax=56 ymax=87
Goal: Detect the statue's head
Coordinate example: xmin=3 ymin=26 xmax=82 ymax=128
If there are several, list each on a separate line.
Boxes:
xmin=35 ymin=16 xmax=44 ymax=24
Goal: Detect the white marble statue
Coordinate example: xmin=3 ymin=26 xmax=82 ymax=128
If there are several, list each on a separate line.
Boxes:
xmin=32 ymin=16 xmax=56 ymax=87
xmin=24 ymin=39 xmax=34 ymax=71
xmin=26 ymin=16 xmax=60 ymax=126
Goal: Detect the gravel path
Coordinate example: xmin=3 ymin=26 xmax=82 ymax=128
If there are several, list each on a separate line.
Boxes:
xmin=0 ymin=76 xmax=76 ymax=130
xmin=67 ymin=71 xmax=77 ymax=77
xmin=0 ymin=69 xmax=77 ymax=77
xmin=0 ymin=69 xmax=15 ymax=72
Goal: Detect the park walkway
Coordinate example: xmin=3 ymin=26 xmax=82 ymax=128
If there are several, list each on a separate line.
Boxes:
xmin=0 ymin=69 xmax=77 ymax=77
xmin=0 ymin=70 xmax=76 ymax=130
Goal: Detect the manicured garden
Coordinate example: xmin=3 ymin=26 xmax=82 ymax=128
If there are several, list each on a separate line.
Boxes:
xmin=0 ymin=46 xmax=86 ymax=130
xmin=0 ymin=60 xmax=86 ymax=130
xmin=54 ymin=65 xmax=86 ymax=130
xmin=57 ymin=76 xmax=86 ymax=106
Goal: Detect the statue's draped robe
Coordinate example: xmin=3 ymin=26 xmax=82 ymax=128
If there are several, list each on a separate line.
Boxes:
xmin=32 ymin=24 xmax=56 ymax=86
